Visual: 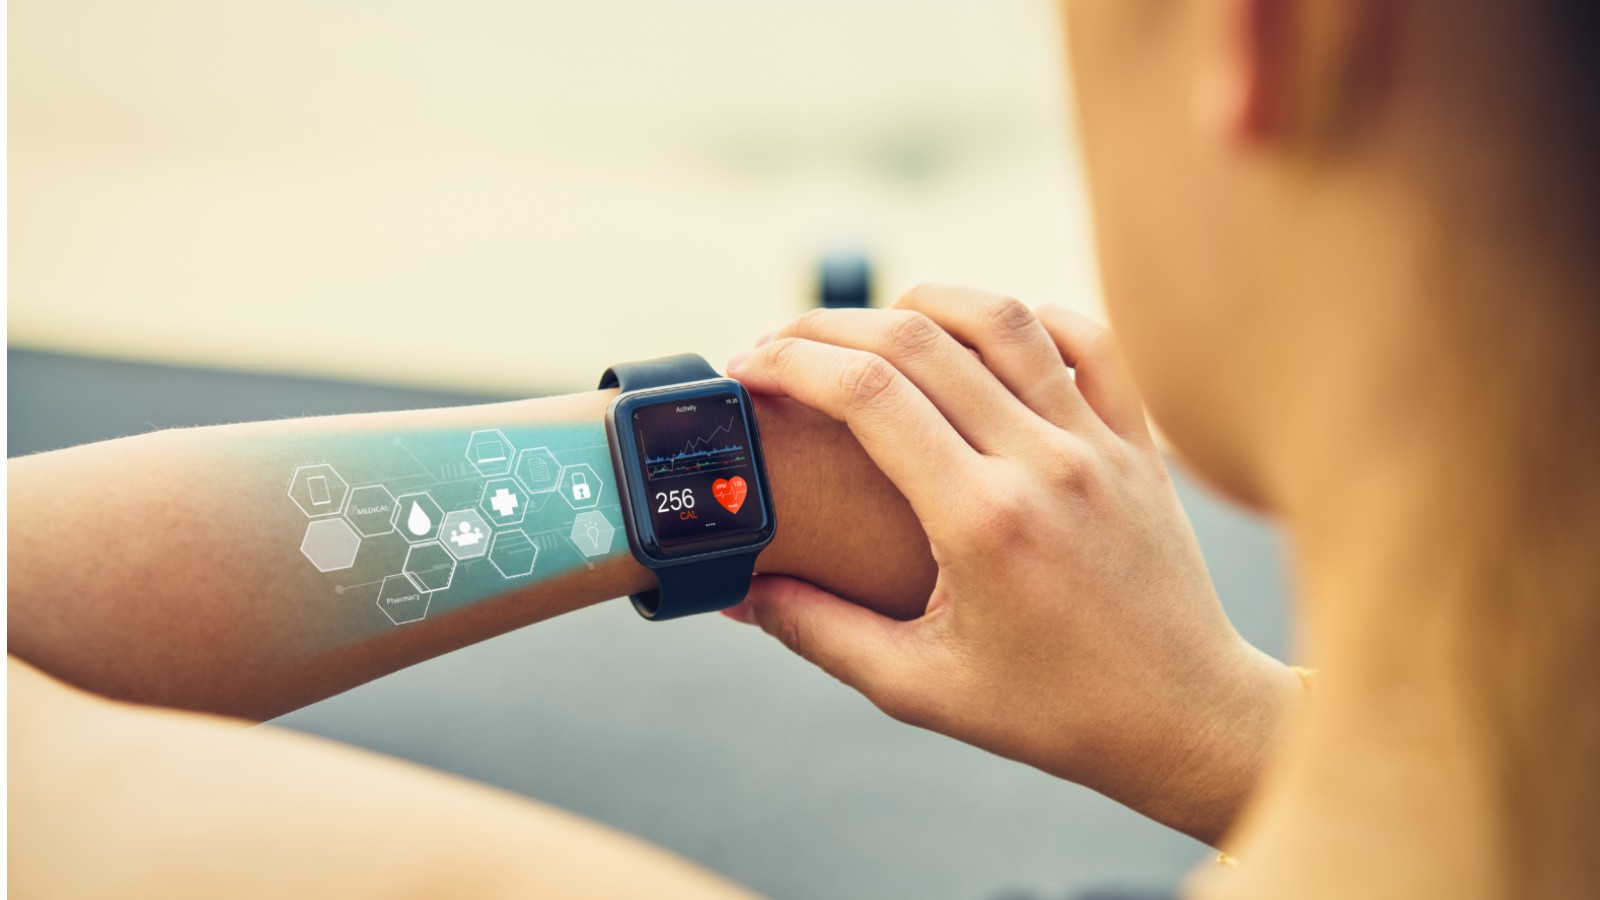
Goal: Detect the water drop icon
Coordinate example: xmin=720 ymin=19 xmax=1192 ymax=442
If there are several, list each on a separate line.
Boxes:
xmin=406 ymin=502 xmax=433 ymax=536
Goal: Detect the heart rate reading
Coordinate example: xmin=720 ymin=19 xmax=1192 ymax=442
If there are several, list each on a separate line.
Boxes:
xmin=632 ymin=392 xmax=765 ymax=546
xmin=642 ymin=414 xmax=748 ymax=480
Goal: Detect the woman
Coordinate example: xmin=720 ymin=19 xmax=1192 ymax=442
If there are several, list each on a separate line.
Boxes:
xmin=11 ymin=1 xmax=1595 ymax=897
xmin=725 ymin=2 xmax=1600 ymax=897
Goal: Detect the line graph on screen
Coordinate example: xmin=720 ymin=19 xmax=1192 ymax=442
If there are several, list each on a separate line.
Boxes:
xmin=642 ymin=415 xmax=748 ymax=480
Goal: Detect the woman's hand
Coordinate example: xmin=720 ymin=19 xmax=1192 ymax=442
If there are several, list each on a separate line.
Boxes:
xmin=727 ymin=285 xmax=1299 ymax=846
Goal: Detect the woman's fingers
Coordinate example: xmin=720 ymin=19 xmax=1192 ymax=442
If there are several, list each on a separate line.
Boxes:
xmin=891 ymin=284 xmax=1093 ymax=430
xmin=773 ymin=308 xmax=1043 ymax=454
xmin=726 ymin=575 xmax=919 ymax=708
xmin=1035 ymin=305 xmax=1152 ymax=444
xmin=730 ymin=337 xmax=982 ymax=537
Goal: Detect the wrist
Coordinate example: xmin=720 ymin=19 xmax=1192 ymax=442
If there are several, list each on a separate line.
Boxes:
xmin=1113 ymin=641 xmax=1302 ymax=846
xmin=747 ymin=394 xmax=936 ymax=620
xmin=522 ymin=386 xmax=935 ymax=621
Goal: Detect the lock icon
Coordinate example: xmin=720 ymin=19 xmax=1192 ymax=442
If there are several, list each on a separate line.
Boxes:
xmin=570 ymin=472 xmax=592 ymax=501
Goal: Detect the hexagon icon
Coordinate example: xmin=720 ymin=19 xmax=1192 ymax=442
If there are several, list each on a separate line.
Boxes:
xmin=558 ymin=462 xmax=604 ymax=510
xmin=402 ymin=541 xmax=457 ymax=592
xmin=439 ymin=509 xmax=491 ymax=560
xmin=487 ymin=530 xmax=539 ymax=579
xmin=466 ymin=429 xmax=515 ymax=477
xmin=301 ymin=518 xmax=362 ymax=572
xmin=376 ymin=573 xmax=430 ymax=625
xmin=344 ymin=485 xmax=397 ymax=537
xmin=513 ymin=446 xmax=563 ymax=495
xmin=392 ymin=491 xmax=444 ymax=544
xmin=478 ymin=478 xmax=530 ymax=527
xmin=288 ymin=463 xmax=350 ymax=517
xmin=569 ymin=510 xmax=617 ymax=558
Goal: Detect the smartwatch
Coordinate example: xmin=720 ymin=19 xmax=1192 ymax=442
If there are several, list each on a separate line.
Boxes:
xmin=601 ymin=354 xmax=777 ymax=621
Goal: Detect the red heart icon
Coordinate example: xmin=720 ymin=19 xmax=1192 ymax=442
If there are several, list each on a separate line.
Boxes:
xmin=711 ymin=477 xmax=747 ymax=514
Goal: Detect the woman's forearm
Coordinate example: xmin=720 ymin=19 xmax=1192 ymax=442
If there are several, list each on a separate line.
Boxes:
xmin=7 ymin=389 xmax=935 ymax=719
xmin=8 ymin=657 xmax=759 ymax=900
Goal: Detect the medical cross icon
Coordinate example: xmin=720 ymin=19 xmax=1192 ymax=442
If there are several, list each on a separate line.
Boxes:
xmin=490 ymin=487 xmax=519 ymax=518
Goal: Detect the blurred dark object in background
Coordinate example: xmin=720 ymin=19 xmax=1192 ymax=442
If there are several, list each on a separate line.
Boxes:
xmin=819 ymin=251 xmax=874 ymax=308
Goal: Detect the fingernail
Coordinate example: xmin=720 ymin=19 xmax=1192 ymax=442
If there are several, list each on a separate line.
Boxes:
xmin=721 ymin=601 xmax=756 ymax=625
xmin=755 ymin=330 xmax=777 ymax=347
xmin=726 ymin=351 xmax=753 ymax=373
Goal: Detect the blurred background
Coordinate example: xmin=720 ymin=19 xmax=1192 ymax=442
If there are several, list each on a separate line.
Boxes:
xmin=11 ymin=0 xmax=1100 ymax=394
xmin=8 ymin=1 xmax=1291 ymax=897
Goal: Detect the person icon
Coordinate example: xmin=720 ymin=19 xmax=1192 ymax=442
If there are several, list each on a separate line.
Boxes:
xmin=449 ymin=520 xmax=483 ymax=548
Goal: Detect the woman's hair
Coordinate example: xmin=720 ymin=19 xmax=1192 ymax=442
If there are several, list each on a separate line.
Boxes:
xmin=1547 ymin=2 xmax=1600 ymax=131
xmin=1537 ymin=3 xmax=1600 ymax=209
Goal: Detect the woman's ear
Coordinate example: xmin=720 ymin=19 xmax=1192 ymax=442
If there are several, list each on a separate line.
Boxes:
xmin=1193 ymin=0 xmax=1290 ymax=148
xmin=1194 ymin=0 xmax=1397 ymax=153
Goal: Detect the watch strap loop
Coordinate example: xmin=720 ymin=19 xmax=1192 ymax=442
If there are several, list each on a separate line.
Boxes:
xmin=629 ymin=553 xmax=760 ymax=621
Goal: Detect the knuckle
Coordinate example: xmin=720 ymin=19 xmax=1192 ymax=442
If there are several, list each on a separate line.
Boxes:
xmin=1032 ymin=303 xmax=1069 ymax=342
xmin=1047 ymin=450 xmax=1096 ymax=494
xmin=896 ymin=282 xmax=945 ymax=309
xmin=838 ymin=354 xmax=901 ymax=411
xmin=762 ymin=336 xmax=804 ymax=374
xmin=1107 ymin=436 xmax=1161 ymax=480
xmin=1041 ymin=438 xmax=1106 ymax=494
xmin=965 ymin=490 xmax=1034 ymax=550
xmin=771 ymin=616 xmax=811 ymax=664
xmin=979 ymin=295 xmax=1038 ymax=342
xmin=882 ymin=311 xmax=945 ymax=360
xmin=1081 ymin=323 xmax=1118 ymax=364
xmin=790 ymin=307 xmax=831 ymax=336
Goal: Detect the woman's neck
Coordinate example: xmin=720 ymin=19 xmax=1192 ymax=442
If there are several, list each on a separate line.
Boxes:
xmin=1204 ymin=464 xmax=1511 ymax=899
xmin=1194 ymin=292 xmax=1600 ymax=899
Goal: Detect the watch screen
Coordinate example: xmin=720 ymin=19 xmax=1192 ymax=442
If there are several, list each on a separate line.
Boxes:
xmin=633 ymin=392 xmax=766 ymax=546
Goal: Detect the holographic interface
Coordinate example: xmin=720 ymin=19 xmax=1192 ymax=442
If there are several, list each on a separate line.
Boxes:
xmin=288 ymin=425 xmax=620 ymax=627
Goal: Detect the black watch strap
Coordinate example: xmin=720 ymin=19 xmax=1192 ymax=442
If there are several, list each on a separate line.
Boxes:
xmin=627 ymin=551 xmax=761 ymax=621
xmin=599 ymin=353 xmax=719 ymax=393
xmin=600 ymin=353 xmax=758 ymax=621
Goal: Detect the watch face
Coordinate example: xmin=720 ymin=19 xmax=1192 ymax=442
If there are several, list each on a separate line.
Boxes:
xmin=628 ymin=390 xmax=769 ymax=549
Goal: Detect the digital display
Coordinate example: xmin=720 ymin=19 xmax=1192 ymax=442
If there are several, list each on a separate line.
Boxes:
xmin=632 ymin=392 xmax=766 ymax=547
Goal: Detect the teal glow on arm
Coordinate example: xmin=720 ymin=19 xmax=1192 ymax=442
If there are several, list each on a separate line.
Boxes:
xmin=283 ymin=422 xmax=624 ymax=632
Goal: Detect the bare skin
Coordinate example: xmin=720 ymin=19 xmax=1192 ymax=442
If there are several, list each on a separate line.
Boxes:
xmin=21 ymin=0 xmax=1585 ymax=896
xmin=8 ymin=657 xmax=760 ymax=899
xmin=8 ymin=375 xmax=1289 ymax=894
xmin=1061 ymin=2 xmax=1600 ymax=897
xmin=724 ymin=291 xmax=1300 ymax=848
xmin=6 ymin=391 xmax=936 ymax=721
xmin=695 ymin=1 xmax=1600 ymax=897
xmin=7 ymin=391 xmax=940 ymax=897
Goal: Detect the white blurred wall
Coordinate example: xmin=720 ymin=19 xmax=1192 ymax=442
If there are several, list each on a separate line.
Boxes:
xmin=10 ymin=0 xmax=1101 ymax=395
